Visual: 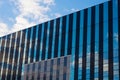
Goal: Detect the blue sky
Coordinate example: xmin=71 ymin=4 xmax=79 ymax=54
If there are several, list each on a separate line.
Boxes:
xmin=0 ymin=0 xmax=108 ymax=37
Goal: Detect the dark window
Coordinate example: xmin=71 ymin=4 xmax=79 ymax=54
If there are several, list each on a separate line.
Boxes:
xmin=99 ymin=3 xmax=103 ymax=80
xmin=36 ymin=25 xmax=42 ymax=61
xmin=37 ymin=76 xmax=40 ymax=80
xmin=27 ymin=65 xmax=30 ymax=72
xmin=108 ymin=1 xmax=113 ymax=79
xmin=30 ymin=26 xmax=37 ymax=63
xmin=74 ymin=11 xmax=80 ymax=80
xmin=67 ymin=13 xmax=73 ymax=55
xmin=32 ymin=63 xmax=35 ymax=71
xmin=54 ymin=18 xmax=60 ymax=58
xmin=57 ymin=58 xmax=60 ymax=65
xmin=26 ymin=76 xmax=28 ymax=80
xmin=63 ymin=73 xmax=66 ymax=80
xmin=25 ymin=28 xmax=31 ymax=64
xmin=31 ymin=76 xmax=34 ymax=80
xmin=42 ymin=22 xmax=48 ymax=60
xmin=82 ymin=8 xmax=88 ymax=80
xmin=64 ymin=57 xmax=67 ymax=66
xmin=48 ymin=20 xmax=54 ymax=59
xmin=90 ymin=6 xmax=95 ymax=79
xmin=60 ymin=16 xmax=66 ymax=56
xmin=38 ymin=63 xmax=41 ymax=71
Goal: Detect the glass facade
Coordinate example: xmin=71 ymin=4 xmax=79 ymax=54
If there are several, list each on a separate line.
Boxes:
xmin=24 ymin=55 xmax=71 ymax=80
xmin=0 ymin=0 xmax=120 ymax=80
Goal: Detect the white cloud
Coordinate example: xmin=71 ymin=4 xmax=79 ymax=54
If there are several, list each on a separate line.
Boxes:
xmin=64 ymin=8 xmax=79 ymax=13
xmin=0 ymin=0 xmax=64 ymax=37
xmin=12 ymin=16 xmax=35 ymax=32
xmin=0 ymin=22 xmax=10 ymax=37
xmin=43 ymin=0 xmax=55 ymax=5
xmin=71 ymin=8 xmax=79 ymax=12
xmin=9 ymin=0 xmax=55 ymax=33
xmin=54 ymin=13 xmax=61 ymax=18
xmin=0 ymin=0 xmax=55 ymax=36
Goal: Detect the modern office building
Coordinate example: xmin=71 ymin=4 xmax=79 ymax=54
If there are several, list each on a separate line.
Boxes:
xmin=0 ymin=0 xmax=120 ymax=80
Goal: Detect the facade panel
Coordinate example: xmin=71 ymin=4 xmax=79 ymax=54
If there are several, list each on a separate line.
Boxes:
xmin=24 ymin=55 xmax=71 ymax=80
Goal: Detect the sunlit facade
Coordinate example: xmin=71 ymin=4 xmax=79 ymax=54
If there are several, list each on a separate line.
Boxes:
xmin=0 ymin=0 xmax=120 ymax=80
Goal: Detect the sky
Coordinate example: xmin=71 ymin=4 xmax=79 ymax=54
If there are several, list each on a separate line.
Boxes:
xmin=0 ymin=0 xmax=108 ymax=37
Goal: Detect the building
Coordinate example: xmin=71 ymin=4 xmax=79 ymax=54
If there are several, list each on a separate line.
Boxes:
xmin=0 ymin=0 xmax=120 ymax=80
